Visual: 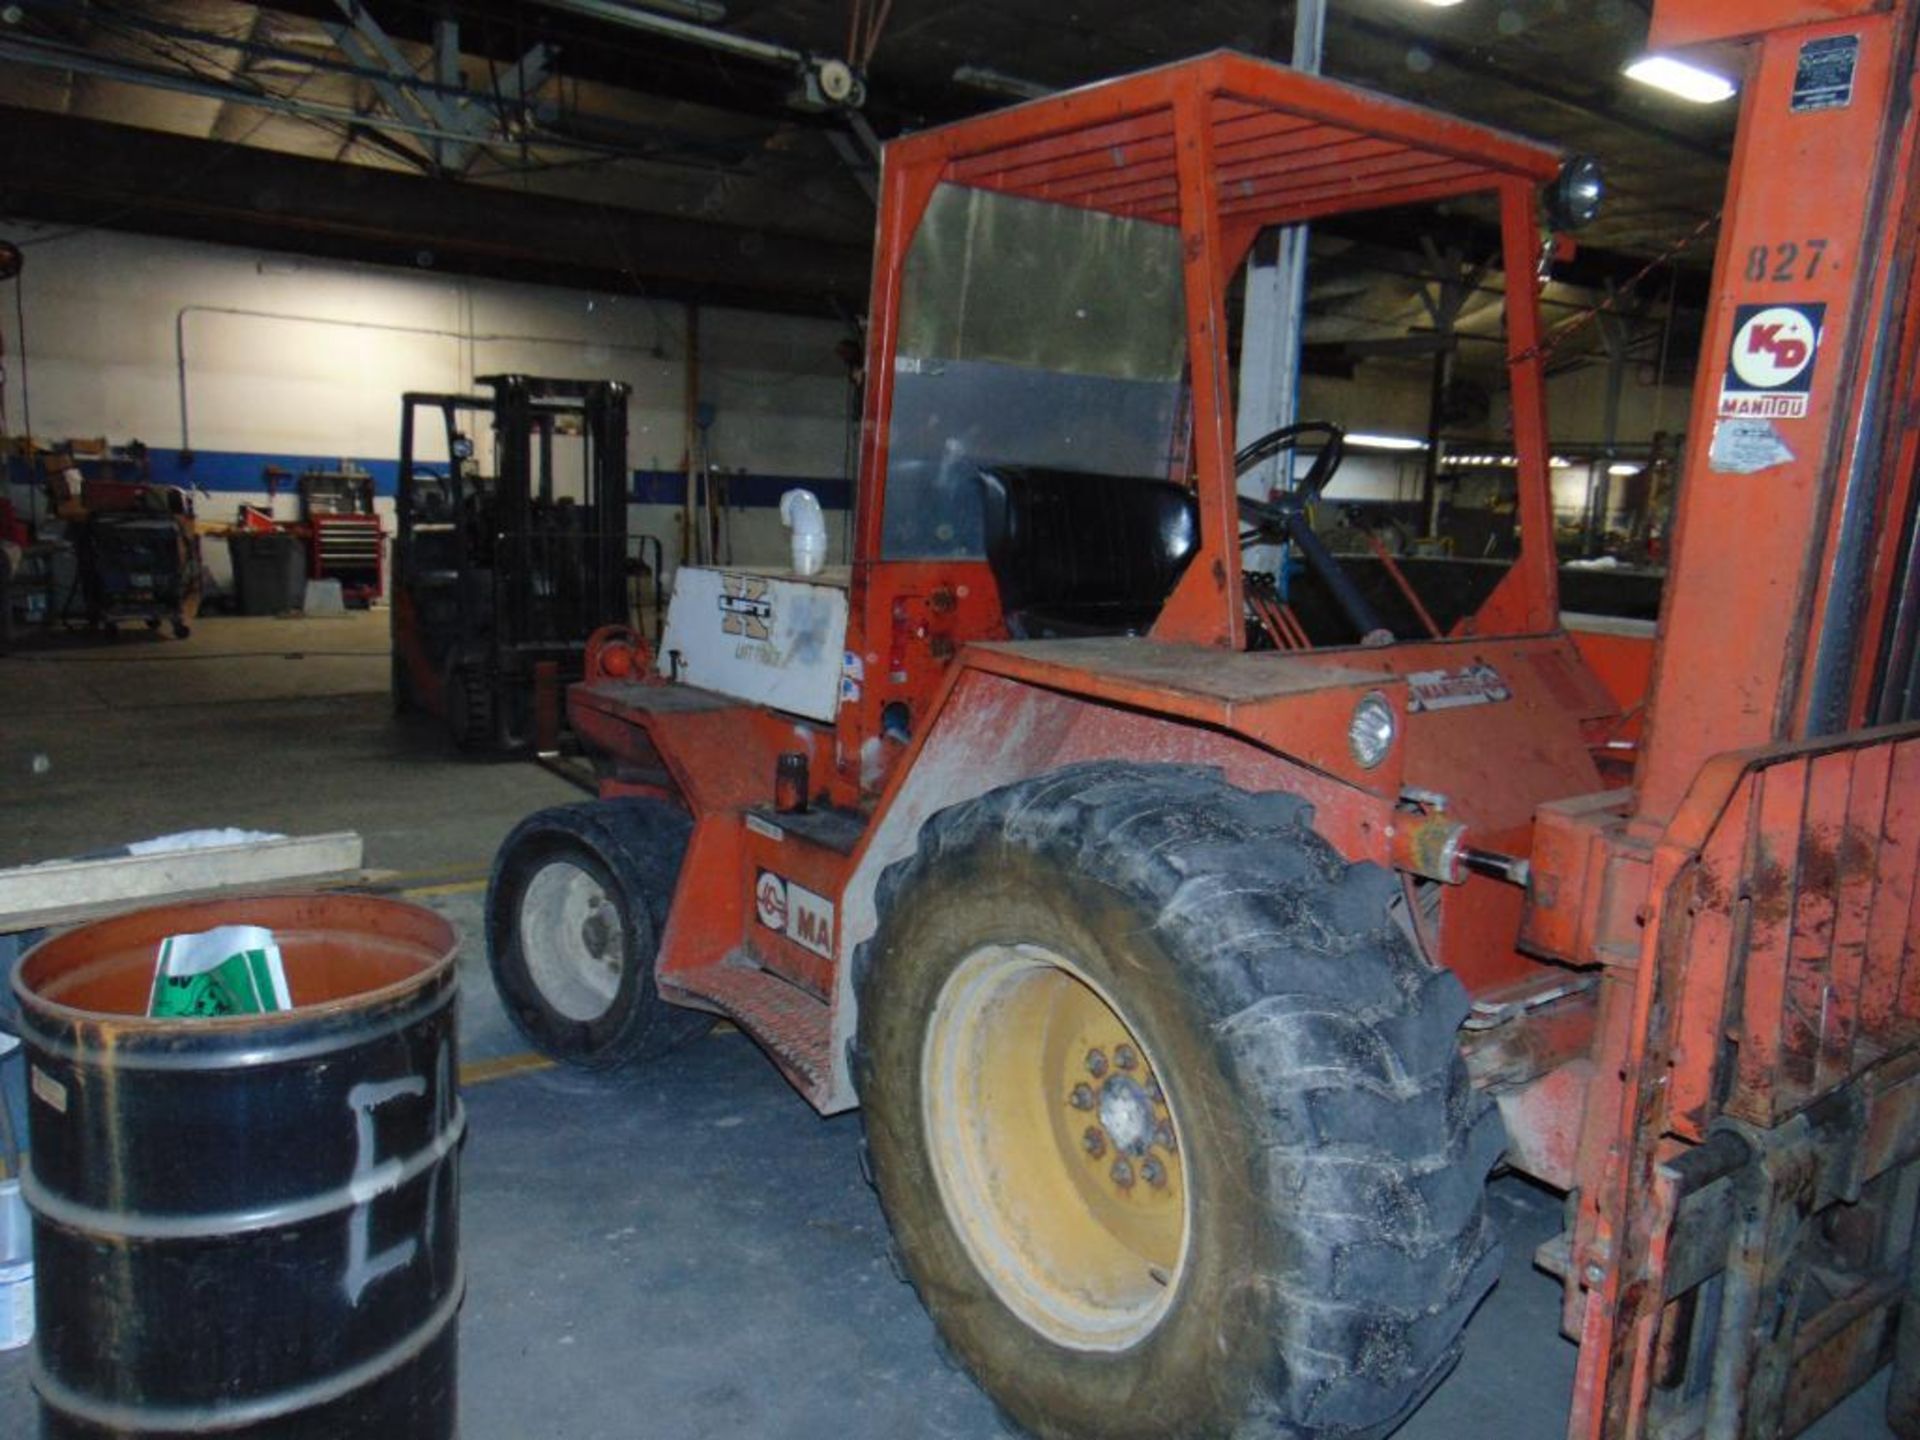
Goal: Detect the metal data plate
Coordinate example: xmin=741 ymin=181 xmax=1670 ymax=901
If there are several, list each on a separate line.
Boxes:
xmin=658 ymin=567 xmax=849 ymax=723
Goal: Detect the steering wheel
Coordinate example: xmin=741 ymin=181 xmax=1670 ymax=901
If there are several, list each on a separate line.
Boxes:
xmin=1235 ymin=420 xmax=1346 ymax=521
xmin=1232 ymin=421 xmax=1390 ymax=643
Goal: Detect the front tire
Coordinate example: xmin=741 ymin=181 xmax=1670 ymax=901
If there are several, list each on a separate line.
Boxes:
xmin=487 ymin=800 xmax=713 ymax=1068
xmin=853 ymin=762 xmax=1503 ymax=1440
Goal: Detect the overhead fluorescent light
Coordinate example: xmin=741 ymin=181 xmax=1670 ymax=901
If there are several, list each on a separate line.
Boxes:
xmin=1345 ymin=432 xmax=1427 ymax=451
xmin=1624 ymin=55 xmax=1737 ymax=104
xmin=1413 ymin=0 xmax=1467 ymax=7
xmin=1608 ymin=462 xmax=1642 ymax=476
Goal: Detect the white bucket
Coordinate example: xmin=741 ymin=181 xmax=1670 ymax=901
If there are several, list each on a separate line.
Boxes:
xmin=0 ymin=1177 xmax=33 ymax=1349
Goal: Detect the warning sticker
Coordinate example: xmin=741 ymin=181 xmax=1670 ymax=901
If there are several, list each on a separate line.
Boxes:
xmin=1792 ymin=34 xmax=1859 ymax=113
xmin=1719 ymin=303 xmax=1824 ymax=419
xmin=1708 ymin=418 xmax=1796 ymax=475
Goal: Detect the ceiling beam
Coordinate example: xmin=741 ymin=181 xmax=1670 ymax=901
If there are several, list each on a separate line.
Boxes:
xmin=0 ymin=106 xmax=870 ymax=314
xmin=266 ymin=0 xmax=803 ymax=118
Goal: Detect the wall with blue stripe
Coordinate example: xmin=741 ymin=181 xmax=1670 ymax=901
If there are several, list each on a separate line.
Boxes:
xmin=8 ymin=451 xmax=855 ymax=510
xmin=0 ymin=224 xmax=861 ymax=581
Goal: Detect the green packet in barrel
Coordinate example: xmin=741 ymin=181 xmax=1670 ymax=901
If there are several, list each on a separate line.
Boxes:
xmin=149 ymin=925 xmax=294 ymax=1018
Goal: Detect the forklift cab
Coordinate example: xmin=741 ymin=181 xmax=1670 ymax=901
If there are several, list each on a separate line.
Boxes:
xmin=873 ymin=180 xmax=1201 ymax=641
xmin=853 ymin=58 xmax=1572 ymax=705
xmin=653 ymin=64 xmax=1570 ymax=806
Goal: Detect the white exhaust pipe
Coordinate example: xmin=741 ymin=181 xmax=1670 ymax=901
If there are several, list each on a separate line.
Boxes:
xmin=780 ymin=488 xmax=828 ymax=577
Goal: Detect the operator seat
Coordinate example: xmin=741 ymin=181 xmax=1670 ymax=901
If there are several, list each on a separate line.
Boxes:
xmin=978 ymin=466 xmax=1198 ymax=638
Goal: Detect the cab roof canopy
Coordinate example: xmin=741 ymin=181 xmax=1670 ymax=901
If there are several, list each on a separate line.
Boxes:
xmin=890 ymin=50 xmax=1565 ymax=230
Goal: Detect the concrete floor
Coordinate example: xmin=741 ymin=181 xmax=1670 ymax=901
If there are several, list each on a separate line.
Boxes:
xmin=0 ymin=614 xmax=1899 ymax=1439
xmin=2 ymin=612 xmax=574 ymax=874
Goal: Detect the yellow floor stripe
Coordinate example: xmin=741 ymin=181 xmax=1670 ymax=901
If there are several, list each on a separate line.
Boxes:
xmin=400 ymin=878 xmax=489 ymax=899
xmin=460 ymin=1051 xmax=555 ymax=1086
xmin=368 ymin=861 xmax=490 ymax=891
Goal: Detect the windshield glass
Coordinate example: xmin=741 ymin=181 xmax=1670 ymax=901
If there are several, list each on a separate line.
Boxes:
xmin=882 ymin=184 xmax=1189 ymax=559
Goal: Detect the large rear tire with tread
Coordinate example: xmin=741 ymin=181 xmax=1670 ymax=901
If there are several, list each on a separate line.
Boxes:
xmin=853 ymin=762 xmax=1503 ymax=1440
xmin=487 ymin=799 xmax=713 ymax=1068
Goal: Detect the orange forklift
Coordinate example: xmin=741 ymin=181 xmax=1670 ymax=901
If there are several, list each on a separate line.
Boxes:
xmin=486 ymin=2 xmax=1920 ymax=1435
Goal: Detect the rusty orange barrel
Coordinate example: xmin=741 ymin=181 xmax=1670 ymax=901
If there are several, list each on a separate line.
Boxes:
xmin=13 ymin=894 xmax=463 ymax=1440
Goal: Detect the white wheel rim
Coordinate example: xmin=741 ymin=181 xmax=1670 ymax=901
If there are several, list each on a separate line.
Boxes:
xmin=921 ymin=942 xmax=1191 ymax=1352
xmin=519 ymin=858 xmax=625 ymax=1023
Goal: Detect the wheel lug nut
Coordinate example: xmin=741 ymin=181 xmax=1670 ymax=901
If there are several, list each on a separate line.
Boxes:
xmin=1110 ymin=1158 xmax=1134 ymax=1189
xmin=1068 ymin=1083 xmax=1094 ymax=1111
xmin=1082 ymin=1127 xmax=1107 ymax=1158
xmin=1153 ymin=1122 xmax=1176 ymax=1153
xmin=1114 ymin=1044 xmax=1138 ymax=1071
xmin=1085 ymin=1048 xmax=1108 ymax=1078
xmin=1141 ymin=1157 xmax=1166 ymax=1188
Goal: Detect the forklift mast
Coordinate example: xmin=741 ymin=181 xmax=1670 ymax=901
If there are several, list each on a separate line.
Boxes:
xmin=1546 ymin=3 xmax=1920 ymax=1435
xmin=485 ymin=375 xmax=631 ymax=662
xmin=1634 ymin=0 xmax=1920 ymax=823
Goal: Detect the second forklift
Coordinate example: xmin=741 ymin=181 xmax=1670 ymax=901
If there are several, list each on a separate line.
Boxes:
xmin=390 ymin=375 xmax=632 ymax=751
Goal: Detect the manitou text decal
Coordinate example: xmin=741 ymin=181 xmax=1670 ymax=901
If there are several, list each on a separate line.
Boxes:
xmin=754 ymin=869 xmax=836 ymax=960
xmin=1405 ymin=664 xmax=1511 ymax=713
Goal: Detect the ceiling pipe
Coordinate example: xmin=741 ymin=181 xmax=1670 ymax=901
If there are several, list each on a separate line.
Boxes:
xmin=950 ymin=65 xmax=1053 ymax=101
xmin=534 ymin=0 xmax=801 ymax=70
xmin=531 ymin=0 xmax=860 ymax=108
xmin=630 ymin=0 xmax=728 ymax=21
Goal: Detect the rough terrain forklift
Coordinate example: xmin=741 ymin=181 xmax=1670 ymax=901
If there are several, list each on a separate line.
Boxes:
xmin=486 ymin=3 xmax=1920 ymax=1435
xmin=391 ymin=374 xmax=630 ymax=751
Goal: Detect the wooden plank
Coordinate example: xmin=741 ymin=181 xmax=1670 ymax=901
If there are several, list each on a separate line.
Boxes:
xmin=0 ymin=833 xmax=365 ymax=932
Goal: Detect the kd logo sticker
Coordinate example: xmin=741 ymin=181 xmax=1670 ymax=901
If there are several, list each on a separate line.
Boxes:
xmin=1733 ymin=308 xmax=1816 ymax=388
xmin=1720 ymin=302 xmax=1825 ymax=420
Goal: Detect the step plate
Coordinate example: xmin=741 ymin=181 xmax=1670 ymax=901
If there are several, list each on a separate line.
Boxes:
xmin=665 ymin=959 xmax=836 ymax=1107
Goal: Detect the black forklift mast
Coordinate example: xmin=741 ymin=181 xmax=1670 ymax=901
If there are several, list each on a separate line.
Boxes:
xmin=488 ymin=376 xmax=630 ymax=668
xmin=391 ymin=374 xmax=633 ymax=751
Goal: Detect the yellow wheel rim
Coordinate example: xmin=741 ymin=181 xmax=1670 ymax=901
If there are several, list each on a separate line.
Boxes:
xmin=921 ymin=942 xmax=1189 ymax=1351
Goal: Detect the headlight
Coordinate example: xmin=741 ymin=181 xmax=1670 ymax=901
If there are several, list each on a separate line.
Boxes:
xmin=1348 ymin=691 xmax=1396 ymax=770
xmin=1547 ymin=155 xmax=1605 ymax=231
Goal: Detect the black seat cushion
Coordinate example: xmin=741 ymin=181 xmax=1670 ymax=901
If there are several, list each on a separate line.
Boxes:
xmin=978 ymin=467 xmax=1198 ymax=638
